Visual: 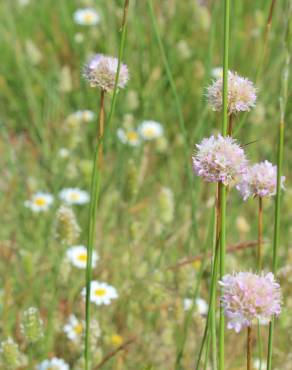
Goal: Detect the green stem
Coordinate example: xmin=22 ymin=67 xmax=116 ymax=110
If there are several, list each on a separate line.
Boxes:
xmin=219 ymin=1 xmax=230 ymax=368
xmin=257 ymin=197 xmax=263 ymax=271
xmin=106 ymin=0 xmax=130 ymax=132
xmin=84 ymin=4 xmax=130 ymax=367
xmin=195 ymin=243 xmax=219 ymax=369
xmin=247 ymin=326 xmax=252 ymax=370
xmin=84 ymin=90 xmax=105 ymax=370
xmin=267 ymin=5 xmax=290 ymax=364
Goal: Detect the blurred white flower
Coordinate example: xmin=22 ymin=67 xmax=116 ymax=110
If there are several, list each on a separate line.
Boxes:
xmin=117 ymin=128 xmax=141 ymax=146
xmin=63 ymin=315 xmax=84 ymax=342
xmin=253 ymin=358 xmax=267 ymax=370
xmin=66 ymin=245 xmax=98 ymax=269
xmin=211 ymin=67 xmax=223 ymax=79
xmin=82 ymin=281 xmax=118 ymax=306
xmin=67 ymin=110 xmax=95 ymax=124
xmin=59 ymin=188 xmax=89 ymax=205
xmin=73 ymin=8 xmax=100 ymax=26
xmin=18 ymin=0 xmax=30 ymax=6
xmin=25 ymin=40 xmax=42 ymax=65
xmin=138 ymin=121 xmax=164 ymax=141
xmin=37 ymin=357 xmax=69 ymax=370
xmin=183 ymin=298 xmax=193 ymax=311
xmin=74 ymin=33 xmax=85 ymax=43
xmin=24 ymin=192 xmax=54 ymax=212
xmin=183 ymin=297 xmax=208 ymax=315
xmin=58 ymin=148 xmax=70 ymax=159
xmin=196 ymin=297 xmax=209 ymax=315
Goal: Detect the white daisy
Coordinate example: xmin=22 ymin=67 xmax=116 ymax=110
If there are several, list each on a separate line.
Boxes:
xmin=183 ymin=297 xmax=208 ymax=316
xmin=59 ymin=188 xmax=89 ymax=205
xmin=24 ymin=192 xmax=54 ymax=212
xmin=36 ymin=357 xmax=69 ymax=370
xmin=138 ymin=121 xmax=164 ymax=141
xmin=82 ymin=281 xmax=118 ymax=306
xmin=66 ymin=245 xmax=98 ymax=269
xmin=73 ymin=8 xmax=100 ymax=26
xmin=117 ymin=128 xmax=141 ymax=146
xmin=63 ymin=315 xmax=84 ymax=342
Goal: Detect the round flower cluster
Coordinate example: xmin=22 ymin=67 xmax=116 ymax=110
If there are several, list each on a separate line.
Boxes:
xmin=220 ymin=272 xmax=282 ymax=333
xmin=192 ymin=135 xmax=248 ymax=186
xmin=237 ymin=160 xmax=285 ymax=200
xmin=207 ymin=70 xmax=257 ymax=114
xmin=83 ymin=54 xmax=129 ymax=92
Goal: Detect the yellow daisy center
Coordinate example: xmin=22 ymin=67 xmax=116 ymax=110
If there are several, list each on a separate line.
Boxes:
xmin=111 ymin=334 xmax=123 ymax=346
xmin=70 ymin=192 xmax=80 ymax=201
xmin=34 ymin=197 xmax=46 ymax=206
xmin=95 ymin=288 xmax=107 ymax=297
xmin=84 ymin=13 xmax=94 ymax=23
xmin=74 ymin=323 xmax=83 ymax=334
xmin=77 ymin=253 xmax=87 ymax=262
xmin=126 ymin=131 xmax=138 ymax=142
xmin=143 ymin=127 xmax=155 ymax=137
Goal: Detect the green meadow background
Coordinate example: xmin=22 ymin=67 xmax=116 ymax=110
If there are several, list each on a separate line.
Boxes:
xmin=0 ymin=0 xmax=291 ymax=369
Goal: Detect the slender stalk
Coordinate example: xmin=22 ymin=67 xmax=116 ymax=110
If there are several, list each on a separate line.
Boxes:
xmin=256 ymin=0 xmax=277 ymax=81
xmin=195 ymin=243 xmax=219 ymax=369
xmin=267 ymin=5 xmax=290 ymax=365
xmin=84 ymin=3 xmax=130 ymax=366
xmin=227 ymin=114 xmax=233 ymax=136
xmin=257 ymin=197 xmax=263 ymax=271
xmin=266 ymin=112 xmax=285 ymax=370
xmin=219 ymin=0 xmax=230 ymax=368
xmin=257 ymin=322 xmax=263 ymax=370
xmin=194 ymin=187 xmax=220 ymax=369
xmin=98 ymin=91 xmax=105 ymax=166
xmin=247 ymin=326 xmax=252 ymax=370
xmin=84 ymin=90 xmax=105 ymax=370
xmin=106 ymin=0 xmax=130 ymax=131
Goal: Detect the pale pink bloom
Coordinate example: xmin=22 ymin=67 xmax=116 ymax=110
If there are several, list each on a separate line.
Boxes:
xmin=207 ymin=71 xmax=256 ymax=114
xmin=192 ymin=135 xmax=248 ymax=186
xmin=237 ymin=160 xmax=285 ymax=200
xmin=220 ymin=272 xmax=282 ymax=333
xmin=83 ymin=54 xmax=129 ymax=92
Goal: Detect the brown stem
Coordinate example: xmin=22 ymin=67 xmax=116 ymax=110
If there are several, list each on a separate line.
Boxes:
xmin=215 ymin=183 xmax=221 ymax=249
xmin=247 ymin=326 xmax=253 ymax=370
xmin=267 ymin=0 xmax=277 ymax=26
xmin=98 ymin=90 xmax=105 ymax=167
xmin=167 ymin=240 xmax=262 ymax=271
xmin=227 ymin=114 xmax=234 ymax=136
xmin=121 ymin=0 xmax=130 ymax=28
xmin=257 ymin=197 xmax=263 ymax=271
xmin=94 ymin=337 xmax=137 ymax=369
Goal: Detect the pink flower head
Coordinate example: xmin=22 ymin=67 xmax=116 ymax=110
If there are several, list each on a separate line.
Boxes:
xmin=237 ymin=160 xmax=285 ymax=201
xmin=207 ymin=71 xmax=257 ymax=114
xmin=83 ymin=54 xmax=129 ymax=92
xmin=192 ymin=135 xmax=248 ymax=186
xmin=220 ymin=272 xmax=282 ymax=333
